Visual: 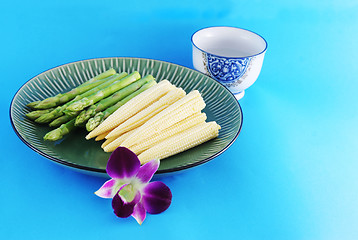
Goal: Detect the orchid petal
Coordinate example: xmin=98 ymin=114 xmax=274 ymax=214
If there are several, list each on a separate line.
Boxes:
xmin=142 ymin=181 xmax=172 ymax=214
xmin=106 ymin=147 xmax=140 ymax=179
xmin=132 ymin=201 xmax=146 ymax=225
xmin=95 ymin=179 xmax=123 ymax=199
xmin=112 ymin=190 xmax=141 ymax=218
xmin=136 ymin=159 xmax=160 ymax=184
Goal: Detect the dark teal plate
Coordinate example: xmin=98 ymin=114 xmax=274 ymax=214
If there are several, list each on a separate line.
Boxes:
xmin=10 ymin=57 xmax=242 ymax=175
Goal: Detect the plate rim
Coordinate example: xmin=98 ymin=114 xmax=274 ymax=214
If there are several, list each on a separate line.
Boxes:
xmin=9 ymin=57 xmax=243 ymax=175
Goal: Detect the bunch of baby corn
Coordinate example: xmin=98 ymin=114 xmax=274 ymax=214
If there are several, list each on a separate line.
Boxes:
xmin=85 ymin=80 xmax=221 ymax=164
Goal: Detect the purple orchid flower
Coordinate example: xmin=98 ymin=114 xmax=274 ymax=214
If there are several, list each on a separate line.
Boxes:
xmin=95 ymin=147 xmax=172 ymax=224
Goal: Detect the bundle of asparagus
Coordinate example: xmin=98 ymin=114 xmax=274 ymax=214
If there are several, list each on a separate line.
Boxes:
xmin=25 ymin=68 xmax=157 ymax=141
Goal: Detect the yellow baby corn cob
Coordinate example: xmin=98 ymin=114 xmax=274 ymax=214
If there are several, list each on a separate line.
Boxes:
xmin=105 ymin=87 xmax=186 ymax=139
xmin=120 ymin=90 xmax=206 ymax=148
xmin=137 ymin=121 xmax=221 ymax=164
xmin=85 ymin=80 xmax=174 ymax=140
xmin=129 ymin=112 xmax=207 ymax=155
xmin=102 ymin=129 xmax=136 ymax=152
xmin=95 ymin=130 xmax=111 ymax=141
xmin=101 ymin=136 xmax=116 ymax=148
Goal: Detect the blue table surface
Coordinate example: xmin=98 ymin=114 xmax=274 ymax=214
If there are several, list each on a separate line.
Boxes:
xmin=2 ymin=1 xmax=358 ymax=239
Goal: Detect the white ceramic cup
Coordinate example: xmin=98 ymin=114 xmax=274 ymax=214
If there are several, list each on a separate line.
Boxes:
xmin=191 ymin=26 xmax=267 ymax=100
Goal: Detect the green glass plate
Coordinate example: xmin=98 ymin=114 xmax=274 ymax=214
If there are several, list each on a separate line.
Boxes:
xmin=10 ymin=57 xmax=242 ymax=175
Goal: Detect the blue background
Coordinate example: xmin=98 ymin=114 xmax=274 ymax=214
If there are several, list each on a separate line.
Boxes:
xmin=2 ymin=0 xmax=358 ymax=239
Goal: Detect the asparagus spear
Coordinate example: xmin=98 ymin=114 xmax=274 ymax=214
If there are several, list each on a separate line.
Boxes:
xmin=74 ymin=75 xmax=155 ymax=126
xmin=34 ymin=72 xmax=128 ymax=124
xmin=43 ymin=119 xmax=76 ymax=141
xmin=34 ymin=97 xmax=79 ymax=124
xmin=43 ymin=79 xmax=156 ymax=141
xmin=26 ymin=101 xmax=41 ymax=109
xmin=49 ymin=112 xmax=79 ymax=128
xmin=86 ymin=80 xmax=157 ymax=132
xmin=47 ymin=75 xmax=152 ymax=134
xmin=25 ymin=108 xmax=55 ymax=120
xmin=65 ymin=71 xmax=141 ymax=112
xmin=57 ymin=69 xmax=115 ymax=104
xmin=29 ymin=68 xmax=116 ymax=110
xmin=75 ymin=75 xmax=154 ymax=126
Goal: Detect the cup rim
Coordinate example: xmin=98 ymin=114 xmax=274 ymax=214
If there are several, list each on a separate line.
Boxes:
xmin=191 ymin=26 xmax=268 ymax=59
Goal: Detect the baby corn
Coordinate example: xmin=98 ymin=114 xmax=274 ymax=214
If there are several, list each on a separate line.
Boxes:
xmin=128 ymin=112 xmax=207 ymax=155
xmin=105 ymin=87 xmax=186 ymax=139
xmin=102 ymin=129 xmax=136 ymax=151
xmin=85 ymin=80 xmax=174 ymax=140
xmin=137 ymin=121 xmax=221 ymax=164
xmin=95 ymin=130 xmax=111 ymax=141
xmin=120 ymin=90 xmax=206 ymax=148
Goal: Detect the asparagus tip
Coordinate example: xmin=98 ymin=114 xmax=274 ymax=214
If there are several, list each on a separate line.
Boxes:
xmin=43 ymin=128 xmax=63 ymax=141
xmin=26 ymin=101 xmax=40 ymax=109
xmin=35 ymin=114 xmax=52 ymax=124
xmin=49 ymin=121 xmax=60 ymax=128
xmin=66 ymin=99 xmax=87 ymax=112
xmin=34 ymin=97 xmax=60 ymax=109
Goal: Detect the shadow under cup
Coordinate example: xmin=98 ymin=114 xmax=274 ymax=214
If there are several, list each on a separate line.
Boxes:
xmin=191 ymin=27 xmax=267 ymax=100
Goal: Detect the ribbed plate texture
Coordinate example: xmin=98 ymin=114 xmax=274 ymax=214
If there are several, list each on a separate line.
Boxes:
xmin=10 ymin=57 xmax=242 ymax=174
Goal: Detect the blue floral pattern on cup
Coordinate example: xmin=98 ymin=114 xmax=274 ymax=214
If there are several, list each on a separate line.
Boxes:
xmin=205 ymin=53 xmax=252 ymax=83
